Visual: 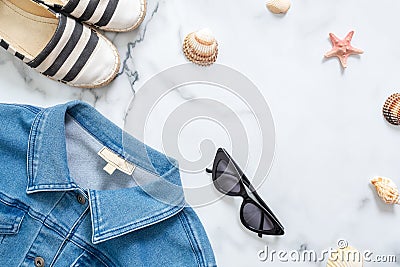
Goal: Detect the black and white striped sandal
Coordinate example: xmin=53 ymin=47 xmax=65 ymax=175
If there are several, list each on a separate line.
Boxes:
xmin=36 ymin=0 xmax=147 ymax=32
xmin=0 ymin=0 xmax=120 ymax=88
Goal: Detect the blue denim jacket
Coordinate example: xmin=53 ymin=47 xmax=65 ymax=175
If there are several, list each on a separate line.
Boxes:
xmin=0 ymin=101 xmax=216 ymax=267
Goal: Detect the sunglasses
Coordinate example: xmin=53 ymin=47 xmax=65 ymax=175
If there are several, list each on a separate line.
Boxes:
xmin=206 ymin=148 xmax=284 ymax=237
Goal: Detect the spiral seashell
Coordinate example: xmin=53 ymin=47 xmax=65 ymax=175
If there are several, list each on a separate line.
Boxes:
xmin=266 ymin=0 xmax=291 ymax=14
xmin=326 ymin=246 xmax=363 ymax=267
xmin=383 ymin=93 xmax=400 ymax=125
xmin=371 ymin=176 xmax=400 ymax=205
xmin=183 ymin=28 xmax=218 ymax=66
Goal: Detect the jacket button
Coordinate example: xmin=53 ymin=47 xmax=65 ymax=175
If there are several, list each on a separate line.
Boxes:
xmin=34 ymin=257 xmax=44 ymax=267
xmin=77 ymin=194 xmax=86 ymax=205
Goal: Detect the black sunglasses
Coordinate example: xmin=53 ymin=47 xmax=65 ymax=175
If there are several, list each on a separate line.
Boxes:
xmin=206 ymin=148 xmax=284 ymax=237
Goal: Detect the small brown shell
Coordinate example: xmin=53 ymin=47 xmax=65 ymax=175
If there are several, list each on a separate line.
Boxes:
xmin=371 ymin=176 xmax=399 ymax=205
xmin=183 ymin=29 xmax=218 ymax=66
xmin=266 ymin=0 xmax=291 ymax=14
xmin=383 ymin=93 xmax=400 ymax=125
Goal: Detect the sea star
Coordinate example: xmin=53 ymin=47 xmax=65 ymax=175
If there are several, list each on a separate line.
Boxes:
xmin=324 ymin=31 xmax=363 ymax=68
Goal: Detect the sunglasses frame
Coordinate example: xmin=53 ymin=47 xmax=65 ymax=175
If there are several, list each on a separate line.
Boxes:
xmin=208 ymin=148 xmax=284 ymax=237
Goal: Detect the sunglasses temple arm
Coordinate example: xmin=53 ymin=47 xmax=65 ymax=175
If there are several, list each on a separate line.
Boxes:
xmin=206 ymin=168 xmax=213 ymax=173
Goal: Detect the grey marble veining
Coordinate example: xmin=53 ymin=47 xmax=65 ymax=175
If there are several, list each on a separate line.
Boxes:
xmin=1 ymin=0 xmax=400 ymax=266
xmin=117 ymin=2 xmax=160 ymax=93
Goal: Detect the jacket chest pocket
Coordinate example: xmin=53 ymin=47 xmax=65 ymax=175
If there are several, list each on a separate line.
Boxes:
xmin=0 ymin=200 xmax=25 ymax=243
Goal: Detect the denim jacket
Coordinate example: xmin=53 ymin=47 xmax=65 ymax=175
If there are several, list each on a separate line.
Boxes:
xmin=0 ymin=101 xmax=216 ymax=267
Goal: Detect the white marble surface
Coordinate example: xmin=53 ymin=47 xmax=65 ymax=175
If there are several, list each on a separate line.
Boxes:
xmin=2 ymin=0 xmax=400 ymax=266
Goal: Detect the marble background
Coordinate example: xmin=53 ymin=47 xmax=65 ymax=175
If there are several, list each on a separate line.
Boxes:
xmin=1 ymin=0 xmax=400 ymax=266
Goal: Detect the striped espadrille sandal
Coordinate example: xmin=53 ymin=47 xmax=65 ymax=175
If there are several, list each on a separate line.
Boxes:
xmin=0 ymin=0 xmax=120 ymax=88
xmin=36 ymin=0 xmax=147 ymax=32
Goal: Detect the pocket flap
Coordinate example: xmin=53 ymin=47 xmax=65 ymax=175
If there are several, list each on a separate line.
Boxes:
xmin=0 ymin=201 xmax=25 ymax=234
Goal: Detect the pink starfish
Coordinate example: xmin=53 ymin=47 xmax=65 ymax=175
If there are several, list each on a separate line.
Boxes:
xmin=324 ymin=31 xmax=363 ymax=68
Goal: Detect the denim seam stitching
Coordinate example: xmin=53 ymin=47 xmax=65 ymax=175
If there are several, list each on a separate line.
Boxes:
xmin=37 ymin=191 xmax=73 ymax=240
xmin=92 ymin=191 xmax=101 ymax=235
xmin=0 ymin=197 xmax=45 ymax=223
xmin=27 ymin=111 xmax=79 ymax=192
xmin=29 ymin=183 xmax=76 ymax=186
xmin=30 ymin=110 xmax=45 ymax=186
xmin=19 ymin=193 xmax=66 ymax=265
xmin=69 ymin=238 xmax=114 ymax=267
xmin=0 ymin=212 xmax=25 ymax=233
xmin=27 ymin=112 xmax=38 ymax=188
xmin=46 ymin=190 xmax=67 ymax=215
xmin=0 ymin=103 xmax=41 ymax=114
xmin=0 ymin=193 xmax=114 ymax=266
xmin=0 ymin=197 xmax=74 ymax=244
xmin=63 ymin=209 xmax=115 ymax=267
xmin=0 ymin=192 xmax=70 ymax=237
xmin=27 ymin=183 xmax=77 ymax=189
xmin=182 ymin=211 xmax=210 ymax=266
xmin=178 ymin=212 xmax=202 ymax=267
xmin=22 ymin=221 xmax=47 ymax=265
xmin=13 ymin=212 xmax=25 ymax=233
xmin=183 ymin=212 xmax=216 ymax=267
xmin=40 ymin=210 xmax=114 ymax=266
xmin=71 ymin=251 xmax=86 ymax=266
xmin=28 ymin=109 xmax=46 ymax=188
xmin=67 ymin=232 xmax=115 ymax=266
xmin=94 ymin=191 xmax=101 ymax=235
xmin=184 ymin=212 xmax=210 ymax=266
xmin=51 ymin=206 xmax=90 ymax=266
xmin=93 ymin=197 xmax=185 ymax=238
xmin=19 ymin=105 xmax=41 ymax=114
xmin=94 ymin=201 xmax=184 ymax=242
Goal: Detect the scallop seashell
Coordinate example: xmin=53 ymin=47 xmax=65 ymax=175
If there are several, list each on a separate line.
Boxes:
xmin=383 ymin=93 xmax=400 ymax=125
xmin=327 ymin=246 xmax=363 ymax=267
xmin=371 ymin=176 xmax=400 ymax=205
xmin=183 ymin=28 xmax=218 ymax=66
xmin=266 ymin=0 xmax=291 ymax=14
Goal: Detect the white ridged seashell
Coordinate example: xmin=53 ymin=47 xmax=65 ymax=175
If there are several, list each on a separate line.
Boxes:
xmin=266 ymin=0 xmax=291 ymax=14
xmin=327 ymin=246 xmax=363 ymax=267
xmin=183 ymin=28 xmax=218 ymax=66
xmin=371 ymin=176 xmax=400 ymax=205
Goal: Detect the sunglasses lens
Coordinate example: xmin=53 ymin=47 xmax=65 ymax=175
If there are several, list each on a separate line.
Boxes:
xmin=214 ymin=159 xmax=241 ymax=194
xmin=242 ymin=202 xmax=274 ymax=231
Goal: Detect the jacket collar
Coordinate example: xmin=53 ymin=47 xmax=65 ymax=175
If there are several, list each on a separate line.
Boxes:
xmin=26 ymin=101 xmax=185 ymax=244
